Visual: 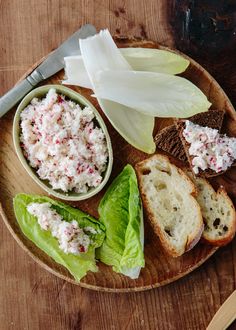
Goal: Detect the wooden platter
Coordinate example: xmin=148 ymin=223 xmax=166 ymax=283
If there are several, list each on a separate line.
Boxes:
xmin=0 ymin=38 xmax=235 ymax=292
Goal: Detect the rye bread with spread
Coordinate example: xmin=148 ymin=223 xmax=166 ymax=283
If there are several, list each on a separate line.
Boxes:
xmin=154 ymin=109 xmax=225 ymax=164
xmin=175 ymin=118 xmax=236 ymax=177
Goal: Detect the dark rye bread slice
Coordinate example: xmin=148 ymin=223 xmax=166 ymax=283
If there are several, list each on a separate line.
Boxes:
xmin=154 ymin=109 xmax=225 ymax=164
xmin=154 ymin=125 xmax=188 ymax=162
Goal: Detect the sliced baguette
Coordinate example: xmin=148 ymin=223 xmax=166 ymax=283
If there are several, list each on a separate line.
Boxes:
xmin=135 ymin=154 xmax=204 ymax=257
xmin=186 ymin=172 xmax=236 ymax=246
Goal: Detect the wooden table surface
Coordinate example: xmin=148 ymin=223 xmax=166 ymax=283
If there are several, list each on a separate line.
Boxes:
xmin=0 ymin=1 xmax=235 ymax=329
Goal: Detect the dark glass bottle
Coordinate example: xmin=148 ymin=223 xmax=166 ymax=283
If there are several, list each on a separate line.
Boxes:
xmin=172 ymin=1 xmax=236 ymax=105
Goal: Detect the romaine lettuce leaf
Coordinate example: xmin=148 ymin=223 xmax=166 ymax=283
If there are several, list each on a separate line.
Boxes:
xmin=13 ymin=194 xmax=105 ymax=281
xmin=96 ymin=165 xmax=144 ymax=278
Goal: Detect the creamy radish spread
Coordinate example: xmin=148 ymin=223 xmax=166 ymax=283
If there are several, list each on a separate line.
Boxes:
xmin=27 ymin=202 xmax=98 ymax=254
xmin=183 ymin=120 xmax=236 ymax=174
xmin=20 ymin=88 xmax=108 ymax=193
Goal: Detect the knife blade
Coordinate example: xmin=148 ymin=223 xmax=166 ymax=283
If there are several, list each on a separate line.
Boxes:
xmin=207 ymin=290 xmax=236 ymax=330
xmin=0 ymin=24 xmax=96 ymax=118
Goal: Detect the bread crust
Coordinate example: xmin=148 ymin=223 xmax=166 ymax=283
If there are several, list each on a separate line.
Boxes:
xmin=202 ymin=186 xmax=236 ymax=246
xmin=185 ymin=171 xmax=236 ymax=246
xmin=135 ymin=154 xmax=203 ymax=257
xmin=186 ymin=223 xmax=204 ymax=251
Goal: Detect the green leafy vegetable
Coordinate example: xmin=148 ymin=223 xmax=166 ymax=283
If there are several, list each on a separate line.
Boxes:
xmin=96 ymin=165 xmax=144 ymax=279
xmin=120 ymin=47 xmax=190 ymax=74
xmin=13 ymin=194 xmax=105 ymax=281
xmin=63 ymin=48 xmax=189 ymax=88
xmin=95 ymin=70 xmax=211 ymax=118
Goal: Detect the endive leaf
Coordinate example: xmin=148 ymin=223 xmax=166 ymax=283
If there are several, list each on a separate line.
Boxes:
xmin=63 ymin=48 xmax=189 ymax=88
xmin=94 ymin=70 xmax=211 ymax=118
xmin=121 ymin=47 xmax=190 ymax=74
xmin=63 ymin=55 xmax=93 ymax=89
xmin=97 ymin=99 xmax=155 ymax=154
xmin=79 ymin=29 xmax=155 ymax=154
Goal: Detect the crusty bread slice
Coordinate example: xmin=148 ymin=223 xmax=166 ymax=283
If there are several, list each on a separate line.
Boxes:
xmin=186 ymin=172 xmax=236 ymax=246
xmin=155 ymin=109 xmax=225 ymax=164
xmin=135 ymin=154 xmax=204 ymax=257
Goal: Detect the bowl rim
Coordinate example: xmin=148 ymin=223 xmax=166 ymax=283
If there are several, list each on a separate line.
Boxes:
xmin=13 ymin=84 xmax=113 ymax=201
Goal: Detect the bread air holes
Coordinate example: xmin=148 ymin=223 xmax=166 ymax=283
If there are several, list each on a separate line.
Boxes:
xmin=164 ymin=227 xmax=172 ymax=237
xmin=176 ymin=194 xmax=183 ymax=203
xmin=198 ymin=184 xmax=204 ymax=192
xmin=163 ymin=199 xmax=171 ymax=211
xmin=205 ymin=223 xmax=210 ymax=231
xmin=142 ymin=168 xmax=151 ymax=175
xmin=155 ymin=164 xmax=171 ymax=176
xmin=220 ymin=207 xmax=225 ymax=216
xmin=213 ymin=218 xmax=220 ymax=228
xmin=154 ymin=181 xmax=166 ymax=191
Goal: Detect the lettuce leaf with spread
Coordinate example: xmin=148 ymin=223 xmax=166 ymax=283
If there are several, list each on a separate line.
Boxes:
xmin=13 ymin=193 xmax=105 ymax=281
xmin=96 ymin=165 xmax=144 ymax=279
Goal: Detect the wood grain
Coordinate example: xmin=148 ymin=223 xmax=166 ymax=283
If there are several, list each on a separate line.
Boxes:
xmin=0 ymin=0 xmax=236 ymax=329
xmin=0 ymin=38 xmax=222 ymax=292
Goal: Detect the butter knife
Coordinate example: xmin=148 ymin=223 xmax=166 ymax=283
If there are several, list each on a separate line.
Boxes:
xmin=0 ymin=24 xmax=96 ymax=118
xmin=207 ymin=290 xmax=236 ymax=330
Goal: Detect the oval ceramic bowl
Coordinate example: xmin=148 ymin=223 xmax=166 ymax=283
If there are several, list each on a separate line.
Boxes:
xmin=13 ymin=85 xmax=113 ymax=201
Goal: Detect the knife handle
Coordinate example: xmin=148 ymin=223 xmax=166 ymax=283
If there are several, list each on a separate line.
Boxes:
xmin=0 ymin=69 xmax=44 ymax=118
xmin=0 ymin=79 xmax=34 ymax=118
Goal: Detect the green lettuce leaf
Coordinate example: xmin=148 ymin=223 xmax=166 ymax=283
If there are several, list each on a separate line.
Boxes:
xmin=13 ymin=193 xmax=105 ymax=281
xmin=96 ymin=165 xmax=144 ymax=278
